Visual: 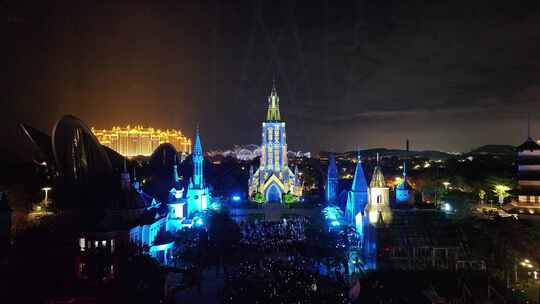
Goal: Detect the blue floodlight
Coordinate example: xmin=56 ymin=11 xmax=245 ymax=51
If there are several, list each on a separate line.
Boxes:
xmin=232 ymin=195 xmax=241 ymax=202
xmin=443 ymin=203 xmax=452 ymax=212
xmin=331 ymin=220 xmax=340 ymax=227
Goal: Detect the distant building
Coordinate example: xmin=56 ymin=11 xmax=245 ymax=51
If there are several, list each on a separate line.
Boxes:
xmin=507 ymin=137 xmax=540 ymax=213
xmin=92 ymin=125 xmax=191 ymax=157
xmin=326 ymin=154 xmax=339 ymax=205
xmin=248 ymin=84 xmax=302 ymax=203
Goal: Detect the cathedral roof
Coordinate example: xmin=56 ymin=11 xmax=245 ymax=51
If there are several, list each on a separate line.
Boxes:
xmin=351 ymin=159 xmax=368 ymax=192
xmin=370 ymin=165 xmax=387 ymax=188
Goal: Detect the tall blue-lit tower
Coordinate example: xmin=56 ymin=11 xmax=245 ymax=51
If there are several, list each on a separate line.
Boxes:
xmin=346 ymin=153 xmax=368 ymax=225
xmin=326 ymin=154 xmax=339 ymax=204
xmin=186 ymin=127 xmax=210 ymax=216
xmin=192 ymin=127 xmax=204 ymax=188
xmin=248 ymin=83 xmax=302 ymax=203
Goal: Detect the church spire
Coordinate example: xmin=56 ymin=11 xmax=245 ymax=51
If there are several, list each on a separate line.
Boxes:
xmin=402 ymin=161 xmax=407 ymax=178
xmin=194 ymin=125 xmax=202 ymax=156
xmin=370 ymin=153 xmax=386 ymax=188
xmin=191 ymin=126 xmax=204 ymax=188
xmin=266 ymin=82 xmax=281 ymax=121
xmin=120 ymin=157 xmax=131 ymax=190
xmin=351 ymin=151 xmax=368 ymax=192
xmin=173 ymin=154 xmax=180 ymax=184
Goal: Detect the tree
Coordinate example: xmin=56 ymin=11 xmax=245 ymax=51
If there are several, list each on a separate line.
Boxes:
xmin=479 ymin=189 xmax=486 ymax=204
xmin=283 ymin=192 xmax=298 ymax=204
xmin=485 ymin=176 xmax=514 ymax=204
xmin=493 ymin=185 xmax=511 ymax=205
xmin=252 ymin=192 xmax=264 ymax=204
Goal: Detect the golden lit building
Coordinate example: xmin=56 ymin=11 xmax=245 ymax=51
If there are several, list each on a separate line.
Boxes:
xmin=91 ymin=126 xmax=191 ymax=157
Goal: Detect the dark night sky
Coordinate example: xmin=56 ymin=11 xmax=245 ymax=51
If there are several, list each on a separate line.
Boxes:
xmin=3 ymin=0 xmax=540 ymax=160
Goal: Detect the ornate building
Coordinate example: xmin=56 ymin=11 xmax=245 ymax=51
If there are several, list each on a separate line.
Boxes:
xmin=186 ymin=128 xmax=210 ymax=216
xmin=326 ymin=154 xmax=339 ymax=204
xmin=92 ymin=125 xmax=191 ymax=157
xmin=248 ymin=85 xmax=302 ymax=203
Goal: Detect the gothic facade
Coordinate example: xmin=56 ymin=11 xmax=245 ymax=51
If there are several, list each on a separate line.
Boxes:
xmin=248 ymin=85 xmax=302 ymax=203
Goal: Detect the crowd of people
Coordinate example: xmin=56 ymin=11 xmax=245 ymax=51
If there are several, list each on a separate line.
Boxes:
xmin=238 ymin=217 xmax=308 ymax=254
xmin=220 ymin=257 xmax=350 ymax=304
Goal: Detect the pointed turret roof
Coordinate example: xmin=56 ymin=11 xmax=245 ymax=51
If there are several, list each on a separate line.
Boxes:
xmin=194 ymin=126 xmax=203 ymax=156
xmin=351 ymin=153 xmax=368 ymax=192
xmin=397 ymin=161 xmax=412 ymax=190
xmin=370 ymin=154 xmax=386 ymax=188
xmin=266 ymin=82 xmax=281 ymax=121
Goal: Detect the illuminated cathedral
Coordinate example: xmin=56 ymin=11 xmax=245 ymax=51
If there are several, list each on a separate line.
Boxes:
xmin=248 ymin=84 xmax=302 ymax=203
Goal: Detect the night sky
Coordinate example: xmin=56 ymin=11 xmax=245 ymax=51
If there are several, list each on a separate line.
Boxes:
xmin=3 ymin=0 xmax=540 ymax=160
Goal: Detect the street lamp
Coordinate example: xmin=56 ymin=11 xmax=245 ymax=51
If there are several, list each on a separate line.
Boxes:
xmin=42 ymin=187 xmax=52 ymax=206
xmin=442 ymin=181 xmax=450 ymax=191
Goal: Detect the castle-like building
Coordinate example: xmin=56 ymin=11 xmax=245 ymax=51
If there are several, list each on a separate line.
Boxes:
xmin=248 ymin=85 xmax=302 ymax=203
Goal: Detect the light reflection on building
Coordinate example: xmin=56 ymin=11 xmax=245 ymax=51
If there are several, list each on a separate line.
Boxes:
xmin=91 ymin=125 xmax=191 ymax=157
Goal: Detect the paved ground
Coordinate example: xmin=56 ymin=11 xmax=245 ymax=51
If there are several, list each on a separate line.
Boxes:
xmin=175 ymin=266 xmax=224 ymax=304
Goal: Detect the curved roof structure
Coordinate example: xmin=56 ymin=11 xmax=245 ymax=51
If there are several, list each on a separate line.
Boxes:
xmin=19 ymin=123 xmax=53 ymax=163
xmin=51 ymin=115 xmax=115 ymax=208
xmin=52 ymin=115 xmax=113 ymax=178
